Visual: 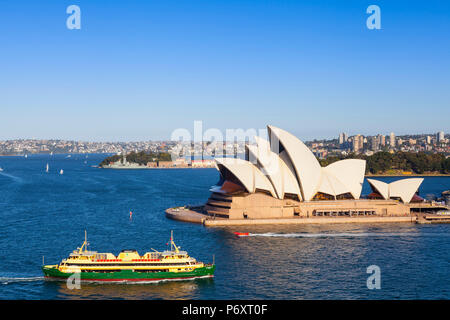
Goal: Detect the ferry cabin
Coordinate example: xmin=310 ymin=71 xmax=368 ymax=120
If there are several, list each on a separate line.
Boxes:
xmin=56 ymin=249 xmax=205 ymax=274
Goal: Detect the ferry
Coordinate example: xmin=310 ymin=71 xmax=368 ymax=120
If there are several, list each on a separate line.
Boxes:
xmin=42 ymin=231 xmax=215 ymax=283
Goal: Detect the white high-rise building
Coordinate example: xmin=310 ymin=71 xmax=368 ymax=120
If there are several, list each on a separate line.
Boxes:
xmin=352 ymin=135 xmax=364 ymax=153
xmin=339 ymin=132 xmax=348 ymax=145
xmin=437 ymin=131 xmax=445 ymax=143
xmin=389 ymin=132 xmax=396 ymax=148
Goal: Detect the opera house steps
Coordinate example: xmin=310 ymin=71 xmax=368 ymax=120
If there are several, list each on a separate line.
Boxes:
xmin=205 ymin=200 xmax=232 ymax=209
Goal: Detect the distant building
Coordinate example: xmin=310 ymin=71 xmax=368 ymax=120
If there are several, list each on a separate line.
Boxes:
xmin=174 ymin=158 xmax=188 ymax=167
xmin=437 ymin=131 xmax=445 ymax=143
xmin=377 ymin=134 xmax=386 ymax=147
xmin=157 ymin=161 xmax=175 ymax=168
xmin=389 ymin=132 xmax=396 ymax=148
xmin=371 ymin=136 xmax=379 ymax=151
xmin=339 ymin=132 xmax=347 ymax=145
xmin=191 ymin=159 xmax=215 ymax=168
xmin=352 ymin=135 xmax=364 ymax=153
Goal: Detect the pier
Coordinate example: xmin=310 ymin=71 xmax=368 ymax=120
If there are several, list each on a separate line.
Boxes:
xmin=416 ymin=213 xmax=450 ymax=224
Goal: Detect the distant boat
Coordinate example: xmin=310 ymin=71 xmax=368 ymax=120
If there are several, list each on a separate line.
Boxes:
xmin=0 ymin=167 xmax=3 ymax=172
xmin=66 ymin=155 xmax=71 ymax=158
xmin=24 ymin=154 xmax=28 ymax=158
xmin=46 ymin=163 xmax=49 ymax=173
xmin=59 ymin=169 xmax=64 ymax=175
xmin=233 ymin=232 xmax=250 ymax=237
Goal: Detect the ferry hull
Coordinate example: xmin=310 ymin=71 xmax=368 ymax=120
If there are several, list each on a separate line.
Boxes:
xmin=42 ymin=265 xmax=215 ymax=283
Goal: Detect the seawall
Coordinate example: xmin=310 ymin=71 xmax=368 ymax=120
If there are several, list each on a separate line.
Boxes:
xmin=203 ymin=216 xmax=416 ymax=226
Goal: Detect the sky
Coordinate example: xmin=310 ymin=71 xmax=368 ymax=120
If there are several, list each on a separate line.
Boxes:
xmin=0 ymin=0 xmax=449 ymax=141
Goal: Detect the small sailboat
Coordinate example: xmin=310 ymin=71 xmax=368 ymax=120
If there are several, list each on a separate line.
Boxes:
xmin=46 ymin=163 xmax=49 ymax=173
xmin=24 ymin=154 xmax=28 ymax=158
xmin=59 ymin=169 xmax=64 ymax=175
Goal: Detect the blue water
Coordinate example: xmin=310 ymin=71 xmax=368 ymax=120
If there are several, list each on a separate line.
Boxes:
xmin=0 ymin=154 xmax=449 ymax=300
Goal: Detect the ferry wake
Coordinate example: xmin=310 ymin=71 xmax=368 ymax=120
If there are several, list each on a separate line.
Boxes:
xmin=42 ymin=231 xmax=215 ymax=283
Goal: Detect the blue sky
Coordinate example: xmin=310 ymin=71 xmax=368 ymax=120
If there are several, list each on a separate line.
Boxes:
xmin=0 ymin=0 xmax=449 ymax=141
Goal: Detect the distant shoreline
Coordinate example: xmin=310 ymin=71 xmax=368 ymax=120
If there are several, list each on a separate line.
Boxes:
xmin=100 ymin=166 xmax=214 ymax=170
xmin=366 ymin=174 xmax=450 ymax=177
xmin=100 ymin=167 xmax=449 ymax=175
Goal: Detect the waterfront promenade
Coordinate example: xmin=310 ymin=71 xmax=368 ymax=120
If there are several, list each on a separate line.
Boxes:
xmin=166 ymin=203 xmax=450 ymax=226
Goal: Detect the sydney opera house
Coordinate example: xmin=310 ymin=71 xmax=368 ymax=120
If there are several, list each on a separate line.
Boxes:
xmin=167 ymin=125 xmax=448 ymax=225
xmin=203 ymin=125 xmax=431 ymax=220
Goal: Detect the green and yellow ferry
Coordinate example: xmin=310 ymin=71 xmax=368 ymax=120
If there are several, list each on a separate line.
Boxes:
xmin=42 ymin=231 xmax=215 ymax=283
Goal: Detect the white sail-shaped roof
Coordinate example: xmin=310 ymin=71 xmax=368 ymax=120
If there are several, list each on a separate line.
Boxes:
xmin=367 ymin=178 xmax=424 ymax=203
xmin=247 ymin=136 xmax=302 ymax=200
xmin=267 ymin=125 xmax=321 ymax=201
xmin=317 ymin=170 xmax=350 ymax=198
xmin=215 ymin=158 xmax=276 ymax=197
xmin=367 ymin=179 xmax=389 ymax=199
xmin=212 ymin=125 xmax=367 ymax=202
xmin=389 ymin=178 xmax=424 ymax=203
xmin=322 ymin=159 xmax=366 ymax=199
xmin=247 ymin=145 xmax=282 ymax=198
xmin=278 ymin=151 xmax=303 ymax=200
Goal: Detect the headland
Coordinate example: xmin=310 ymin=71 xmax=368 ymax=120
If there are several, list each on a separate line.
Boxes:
xmin=99 ymin=151 xmax=215 ymax=169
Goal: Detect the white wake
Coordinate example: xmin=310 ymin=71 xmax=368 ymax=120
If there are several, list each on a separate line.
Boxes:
xmin=0 ymin=276 xmax=45 ymax=284
xmin=246 ymin=232 xmax=431 ymax=238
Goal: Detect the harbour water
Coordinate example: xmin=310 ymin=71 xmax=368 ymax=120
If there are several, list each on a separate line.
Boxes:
xmin=0 ymin=154 xmax=449 ymax=299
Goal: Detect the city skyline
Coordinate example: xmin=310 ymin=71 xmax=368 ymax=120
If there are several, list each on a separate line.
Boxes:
xmin=0 ymin=130 xmax=447 ymax=156
xmin=1 ymin=1 xmax=449 ymax=141
xmin=0 ymin=128 xmax=448 ymax=143
xmin=0 ymin=129 xmax=447 ymax=143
